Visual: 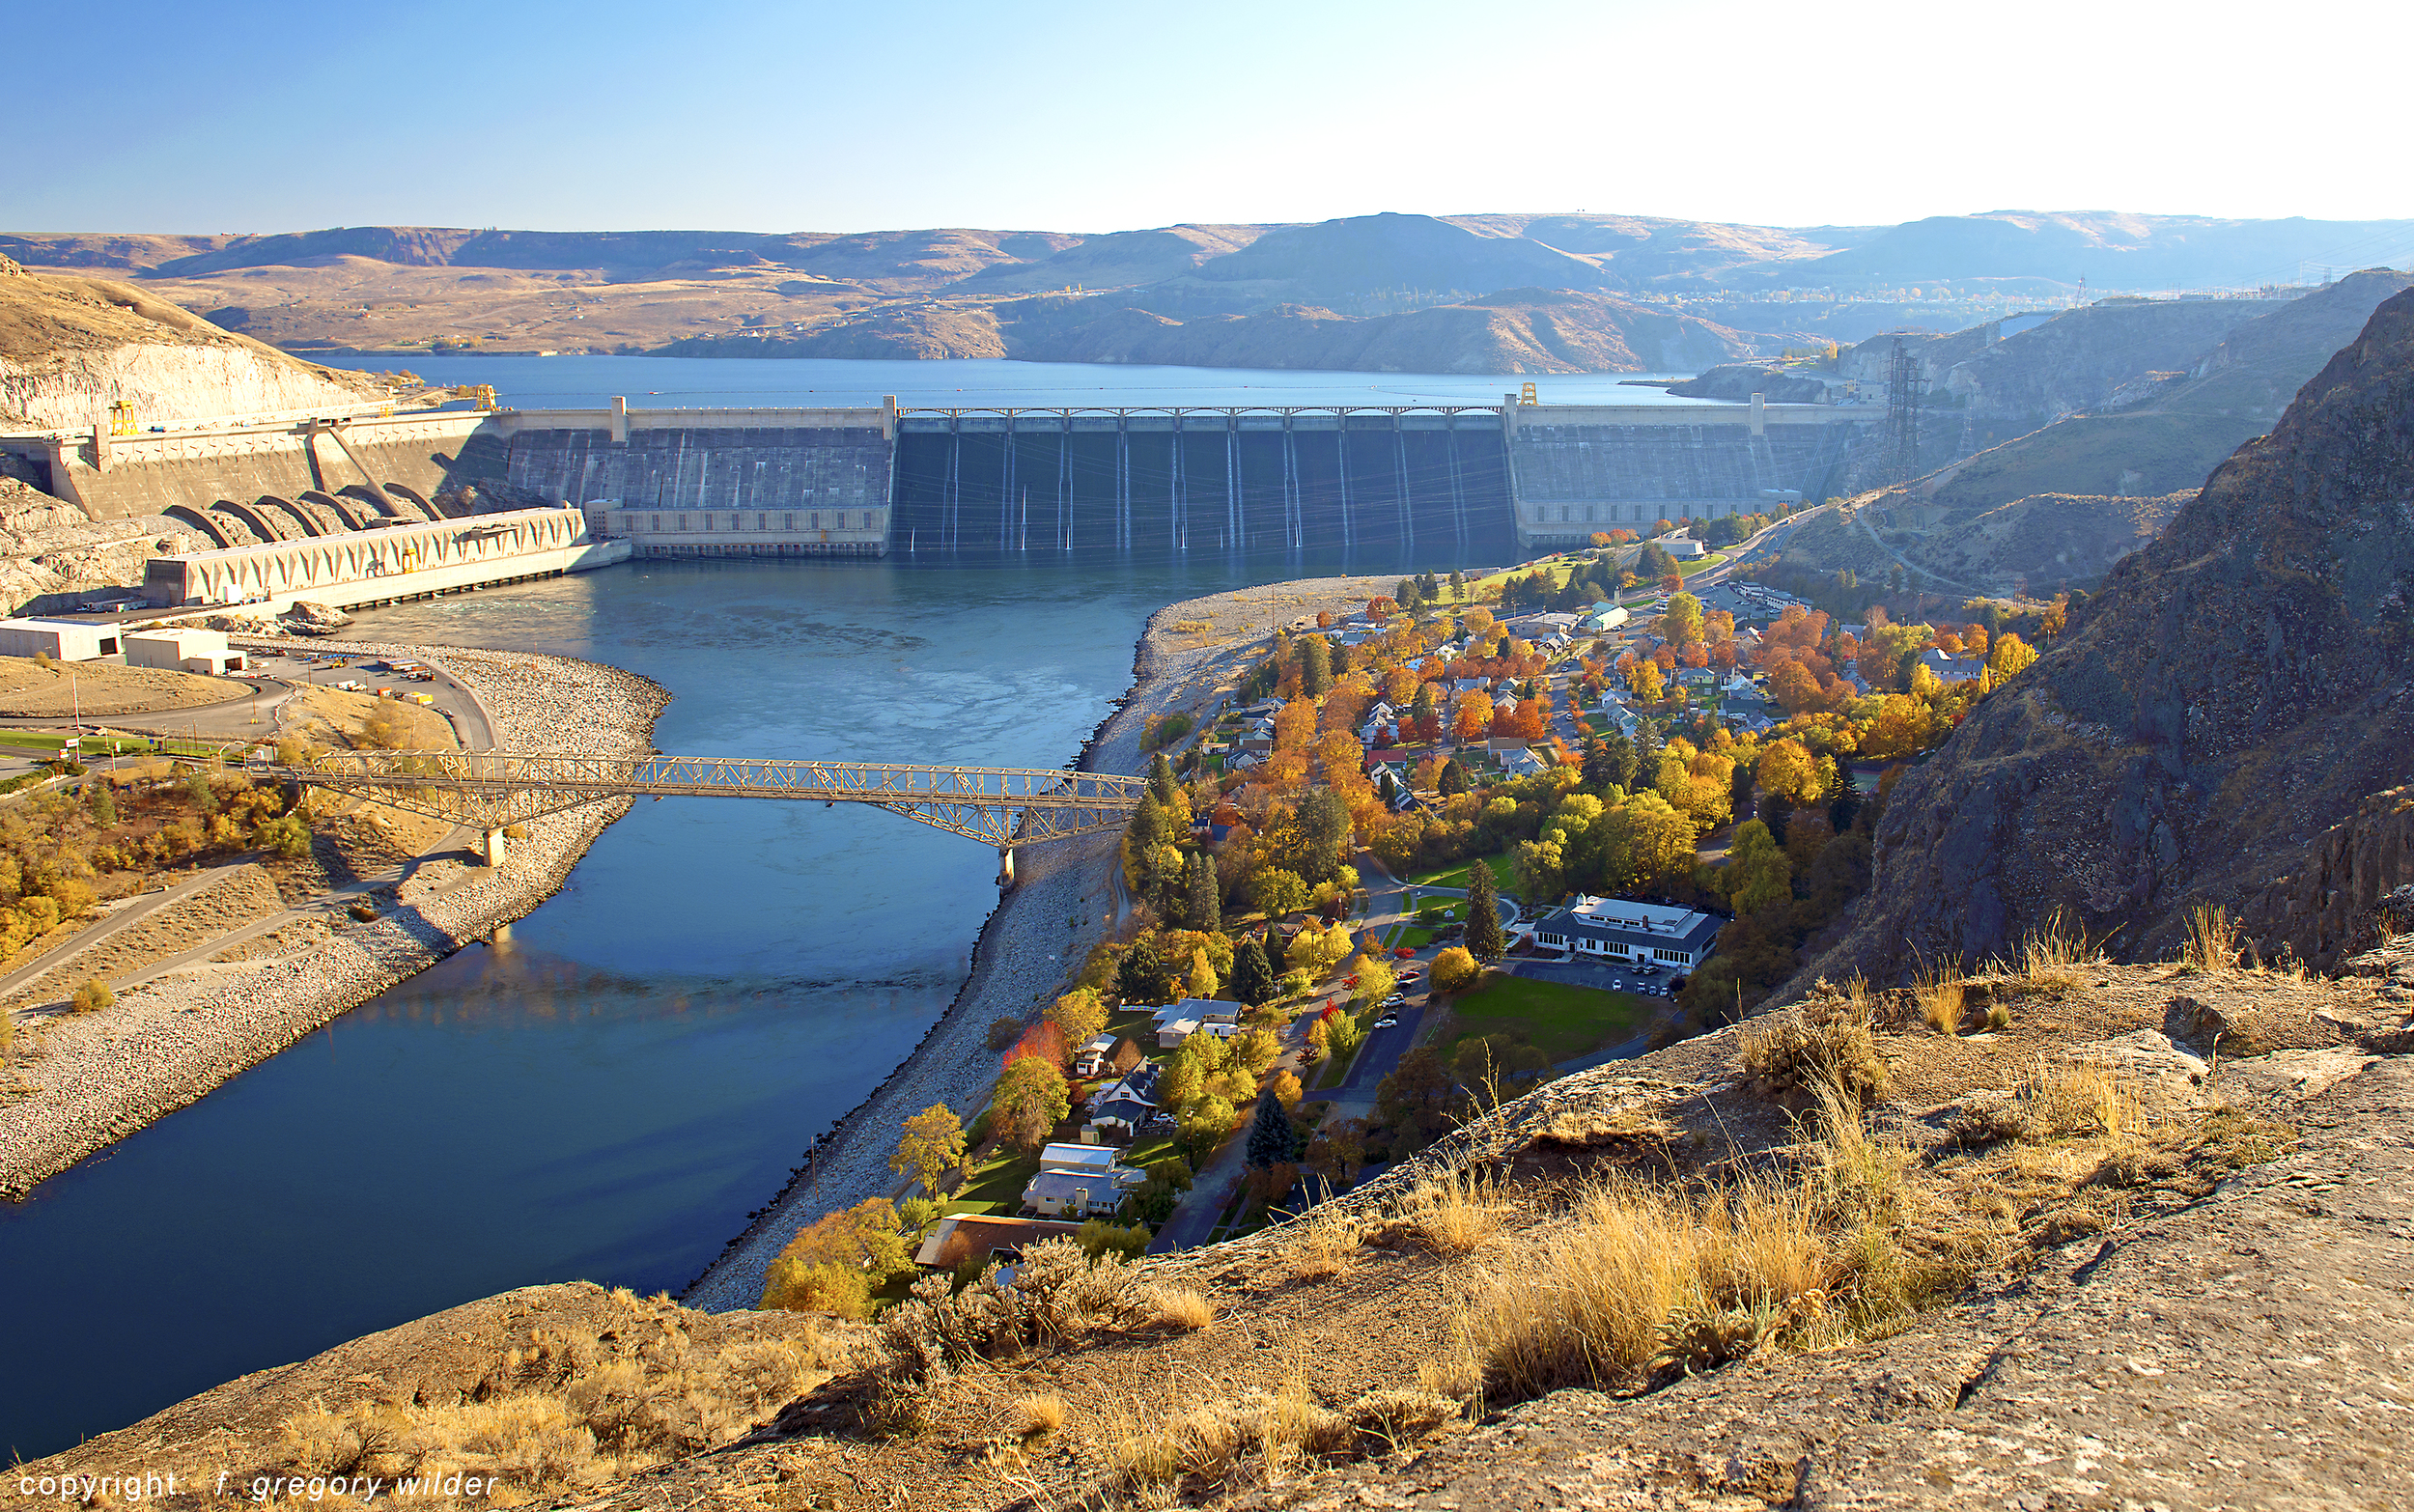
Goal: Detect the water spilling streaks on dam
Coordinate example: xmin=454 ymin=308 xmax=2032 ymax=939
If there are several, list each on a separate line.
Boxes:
xmin=885 ymin=408 xmax=1515 ymax=558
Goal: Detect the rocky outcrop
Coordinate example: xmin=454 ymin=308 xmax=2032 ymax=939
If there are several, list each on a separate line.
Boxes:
xmin=0 ymin=476 xmax=194 ymax=612
xmin=1665 ymin=362 xmax=1831 ymax=402
xmin=1801 ymin=286 xmax=2414 ymax=985
xmin=0 ymin=262 xmax=382 ymax=427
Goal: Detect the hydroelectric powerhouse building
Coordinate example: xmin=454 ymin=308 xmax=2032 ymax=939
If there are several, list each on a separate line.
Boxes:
xmin=3 ymin=390 xmax=1879 ymax=592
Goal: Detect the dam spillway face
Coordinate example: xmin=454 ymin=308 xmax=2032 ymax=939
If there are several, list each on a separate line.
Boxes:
xmin=889 ymin=414 xmax=1515 ymax=557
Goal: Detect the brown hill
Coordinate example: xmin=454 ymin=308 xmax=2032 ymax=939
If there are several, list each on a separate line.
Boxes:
xmin=0 ymin=258 xmax=382 ymax=427
xmin=1803 ymin=285 xmax=2414 ymax=986
xmin=677 ymin=287 xmax=1778 ymax=374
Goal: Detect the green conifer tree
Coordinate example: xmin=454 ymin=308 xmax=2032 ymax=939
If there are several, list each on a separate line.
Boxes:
xmin=1231 ymin=936 xmax=1277 ymax=1005
xmin=1245 ymin=1089 xmax=1299 ymax=1169
xmin=1466 ymin=861 xmax=1505 ymax=963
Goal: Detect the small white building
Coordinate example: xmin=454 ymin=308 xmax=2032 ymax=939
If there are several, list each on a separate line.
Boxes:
xmin=1071 ymin=1033 xmax=1119 ymax=1079
xmin=0 ymin=618 xmax=123 ymax=662
xmin=126 ymin=628 xmax=245 ymax=675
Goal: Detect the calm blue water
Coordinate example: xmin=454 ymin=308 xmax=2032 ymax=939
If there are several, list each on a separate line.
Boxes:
xmin=312 ymin=351 xmax=1712 ymax=411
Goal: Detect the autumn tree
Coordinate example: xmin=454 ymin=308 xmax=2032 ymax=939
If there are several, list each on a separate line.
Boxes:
xmin=993 ymin=1056 xmax=1071 ymax=1151
xmin=1724 ymin=821 xmax=1793 ymax=916
xmin=1755 ymin=737 xmax=1823 ymax=805
xmin=1430 ymin=945 xmax=1480 ymax=993
xmin=1989 ymin=632 xmax=2037 ymax=680
xmin=1662 ymin=591 xmax=1705 ymax=648
xmin=1047 ymin=988 xmax=1109 ymax=1053
xmin=891 ymin=1104 xmax=968 ymax=1196
xmin=1628 ymin=660 xmax=1664 ymax=703
xmin=1249 ymin=866 xmax=1309 ymax=917
xmin=759 ymin=1198 xmax=912 ymax=1318
xmin=1186 ymin=945 xmax=1220 ymax=999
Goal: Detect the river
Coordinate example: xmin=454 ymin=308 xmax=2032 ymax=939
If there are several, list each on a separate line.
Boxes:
xmin=0 ymin=356 xmax=1698 ymax=1459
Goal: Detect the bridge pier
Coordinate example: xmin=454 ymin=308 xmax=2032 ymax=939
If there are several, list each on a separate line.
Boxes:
xmin=996 ymin=847 xmax=1016 ymax=888
xmin=482 ymin=827 xmax=507 ymax=868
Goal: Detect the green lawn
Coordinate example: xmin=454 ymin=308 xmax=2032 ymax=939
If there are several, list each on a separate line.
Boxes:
xmin=1407 ymin=853 xmax=1518 ymax=893
xmin=944 ymin=1145 xmax=1040 ymax=1218
xmin=1677 ymin=552 xmax=1730 ymax=576
xmin=0 ymin=732 xmax=217 ymax=757
xmin=1443 ymin=971 xmax=1642 ymax=1063
xmin=1383 ymin=923 xmax=1438 ymax=950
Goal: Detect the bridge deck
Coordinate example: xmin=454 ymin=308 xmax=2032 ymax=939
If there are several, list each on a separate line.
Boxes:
xmin=282 ymin=751 xmax=1149 ymax=850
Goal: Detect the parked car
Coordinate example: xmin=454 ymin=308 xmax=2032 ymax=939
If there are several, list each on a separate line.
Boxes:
xmin=1399 ymin=968 xmax=1421 ymax=982
xmin=1372 ymin=1017 xmax=1398 ymax=1030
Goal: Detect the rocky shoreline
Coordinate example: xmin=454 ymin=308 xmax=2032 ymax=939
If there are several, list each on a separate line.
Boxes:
xmin=681 ymin=571 xmax=1397 ymax=1310
xmin=0 ymin=643 xmax=666 ymax=1199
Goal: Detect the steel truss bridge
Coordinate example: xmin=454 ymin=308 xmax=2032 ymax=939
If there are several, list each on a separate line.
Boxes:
xmin=282 ymin=751 xmax=1147 ymax=873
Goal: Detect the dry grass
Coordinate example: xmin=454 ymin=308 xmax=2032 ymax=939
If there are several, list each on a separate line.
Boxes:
xmin=1013 ymin=1393 xmax=1066 ymax=1441
xmin=1913 ymin=966 xmax=1966 ymax=1035
xmin=2015 ymin=912 xmax=2094 ymax=993
xmin=1739 ymin=989 xmax=1889 ymax=1103
xmin=1462 ymin=1173 xmax=1833 ymax=1403
xmin=1099 ymin=1383 xmax=1459 ymax=1500
xmin=1286 ymin=1201 xmax=1362 ymax=1279
xmin=1406 ymin=1165 xmax=1506 ymax=1255
xmin=271 ymin=1300 xmax=828 ymax=1500
xmin=2011 ymin=1053 xmax=2142 ymax=1144
xmin=2180 ymin=903 xmax=2240 ymax=972
xmin=1143 ymin=1284 xmax=1215 ymax=1332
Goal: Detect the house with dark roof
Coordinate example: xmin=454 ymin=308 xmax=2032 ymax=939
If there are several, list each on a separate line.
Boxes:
xmin=913 ymin=1215 xmax=1087 ymax=1270
xmin=1526 ymin=895 xmax=1724 ymax=970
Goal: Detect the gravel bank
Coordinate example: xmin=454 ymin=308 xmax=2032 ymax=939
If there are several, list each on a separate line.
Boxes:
xmin=0 ymin=643 xmax=665 ymax=1199
xmin=680 ymin=571 xmax=1399 ymax=1310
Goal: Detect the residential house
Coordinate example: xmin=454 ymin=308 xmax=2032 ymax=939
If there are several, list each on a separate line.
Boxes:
xmin=1071 ymin=1033 xmax=1119 ymax=1079
xmin=1527 ymin=895 xmax=1724 ymax=970
xmin=1086 ymin=1077 xmax=1157 ymax=1135
xmin=1498 ymin=746 xmax=1547 ymax=777
xmin=1917 ymin=648 xmax=1987 ymax=684
xmin=1022 ymin=1144 xmax=1148 ymax=1218
xmin=914 ymin=1214 xmax=1087 ymax=1270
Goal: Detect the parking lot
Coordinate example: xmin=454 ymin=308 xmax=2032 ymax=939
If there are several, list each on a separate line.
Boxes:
xmin=1504 ymin=955 xmax=1683 ymax=999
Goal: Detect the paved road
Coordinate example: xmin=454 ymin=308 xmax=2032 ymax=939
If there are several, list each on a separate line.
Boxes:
xmin=107 ymin=862 xmax=423 ymax=994
xmin=0 ymin=860 xmax=257 ymax=1008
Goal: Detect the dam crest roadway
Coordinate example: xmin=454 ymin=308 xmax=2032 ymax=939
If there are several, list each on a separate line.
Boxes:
xmin=283 ymin=749 xmax=1148 ymax=876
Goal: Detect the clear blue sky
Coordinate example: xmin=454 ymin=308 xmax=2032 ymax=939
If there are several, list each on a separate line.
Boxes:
xmin=14 ymin=0 xmax=2407 ymax=234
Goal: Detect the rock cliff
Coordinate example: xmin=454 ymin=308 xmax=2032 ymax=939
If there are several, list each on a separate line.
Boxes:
xmin=1804 ymin=285 xmax=2414 ymax=984
xmin=0 ymin=256 xmax=383 ymax=428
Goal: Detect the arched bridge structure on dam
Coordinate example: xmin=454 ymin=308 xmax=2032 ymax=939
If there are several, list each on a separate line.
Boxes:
xmin=281 ymin=749 xmax=1148 ymax=878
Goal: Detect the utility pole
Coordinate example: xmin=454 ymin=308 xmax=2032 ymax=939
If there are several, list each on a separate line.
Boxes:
xmin=1882 ymin=339 xmax=1925 ymax=487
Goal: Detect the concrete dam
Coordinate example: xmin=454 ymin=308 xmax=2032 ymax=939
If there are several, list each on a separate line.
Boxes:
xmin=0 ymin=390 xmax=1879 ymax=606
xmin=512 ymin=393 xmax=1874 ymax=559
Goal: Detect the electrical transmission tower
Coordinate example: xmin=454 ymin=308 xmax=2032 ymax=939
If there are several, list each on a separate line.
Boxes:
xmin=1882 ymin=339 xmax=1926 ymax=485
